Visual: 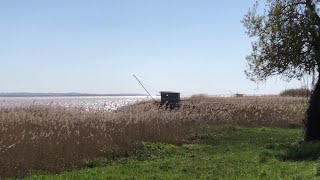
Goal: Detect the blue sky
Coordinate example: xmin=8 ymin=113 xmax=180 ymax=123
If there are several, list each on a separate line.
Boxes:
xmin=0 ymin=0 xmax=308 ymax=95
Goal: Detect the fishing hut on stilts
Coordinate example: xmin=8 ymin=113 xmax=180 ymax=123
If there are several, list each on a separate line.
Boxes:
xmin=133 ymin=75 xmax=181 ymax=109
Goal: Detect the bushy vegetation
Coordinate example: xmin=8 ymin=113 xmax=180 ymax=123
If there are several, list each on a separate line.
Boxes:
xmin=280 ymin=88 xmax=311 ymax=97
xmin=0 ymin=96 xmax=308 ymax=178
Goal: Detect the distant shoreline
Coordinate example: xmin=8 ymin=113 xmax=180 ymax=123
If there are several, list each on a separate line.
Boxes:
xmin=0 ymin=93 xmax=147 ymax=97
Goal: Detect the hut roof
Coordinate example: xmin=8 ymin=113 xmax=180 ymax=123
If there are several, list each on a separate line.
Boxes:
xmin=160 ymin=91 xmax=180 ymax=94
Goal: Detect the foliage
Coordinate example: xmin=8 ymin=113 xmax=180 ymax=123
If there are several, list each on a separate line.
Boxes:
xmin=242 ymin=0 xmax=320 ymax=82
xmin=280 ymin=88 xmax=312 ymax=97
xmin=24 ymin=128 xmax=320 ymax=180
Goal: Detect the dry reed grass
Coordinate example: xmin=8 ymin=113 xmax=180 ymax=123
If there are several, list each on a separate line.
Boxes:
xmin=0 ymin=96 xmax=308 ymax=178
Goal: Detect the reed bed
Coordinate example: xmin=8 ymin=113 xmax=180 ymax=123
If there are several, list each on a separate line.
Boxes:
xmin=0 ymin=96 xmax=308 ymax=178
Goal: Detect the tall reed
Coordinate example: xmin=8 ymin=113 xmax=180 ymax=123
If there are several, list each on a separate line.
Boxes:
xmin=0 ymin=96 xmax=307 ymax=178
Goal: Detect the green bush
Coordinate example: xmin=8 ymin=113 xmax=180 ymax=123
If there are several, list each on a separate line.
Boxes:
xmin=280 ymin=88 xmax=311 ymax=97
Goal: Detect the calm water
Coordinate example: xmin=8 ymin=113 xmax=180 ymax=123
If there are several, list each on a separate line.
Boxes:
xmin=0 ymin=96 xmax=154 ymax=111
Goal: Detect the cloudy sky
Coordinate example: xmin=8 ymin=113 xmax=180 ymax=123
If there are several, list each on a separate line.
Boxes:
xmin=0 ymin=0 xmax=309 ymax=95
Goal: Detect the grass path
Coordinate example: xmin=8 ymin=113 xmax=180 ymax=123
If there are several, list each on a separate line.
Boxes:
xmin=24 ymin=127 xmax=320 ymax=179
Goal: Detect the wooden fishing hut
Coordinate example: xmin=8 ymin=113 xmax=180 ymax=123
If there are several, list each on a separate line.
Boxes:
xmin=132 ymin=75 xmax=181 ymax=108
xmin=160 ymin=91 xmax=181 ymax=108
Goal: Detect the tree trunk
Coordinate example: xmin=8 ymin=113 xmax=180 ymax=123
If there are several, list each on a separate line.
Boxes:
xmin=305 ymin=75 xmax=320 ymax=141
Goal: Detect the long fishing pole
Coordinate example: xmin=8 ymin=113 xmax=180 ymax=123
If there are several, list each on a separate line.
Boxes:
xmin=133 ymin=75 xmax=156 ymax=102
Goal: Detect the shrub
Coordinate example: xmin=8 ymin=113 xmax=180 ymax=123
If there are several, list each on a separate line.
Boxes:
xmin=280 ymin=88 xmax=311 ymax=97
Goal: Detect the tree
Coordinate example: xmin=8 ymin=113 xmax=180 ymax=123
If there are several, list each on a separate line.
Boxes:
xmin=242 ymin=0 xmax=320 ymax=141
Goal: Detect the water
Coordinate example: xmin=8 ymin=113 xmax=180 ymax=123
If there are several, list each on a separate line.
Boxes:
xmin=0 ymin=96 xmax=154 ymax=111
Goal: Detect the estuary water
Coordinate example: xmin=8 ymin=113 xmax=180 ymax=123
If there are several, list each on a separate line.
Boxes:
xmin=0 ymin=96 xmax=153 ymax=111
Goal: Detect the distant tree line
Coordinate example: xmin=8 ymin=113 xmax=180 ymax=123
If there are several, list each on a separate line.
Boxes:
xmin=280 ymin=88 xmax=311 ymax=97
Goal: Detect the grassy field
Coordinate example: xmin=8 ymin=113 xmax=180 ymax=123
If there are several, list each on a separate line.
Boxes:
xmin=24 ymin=126 xmax=320 ymax=180
xmin=0 ymin=96 xmax=311 ymax=178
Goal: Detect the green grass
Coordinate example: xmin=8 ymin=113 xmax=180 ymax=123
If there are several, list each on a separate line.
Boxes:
xmin=24 ymin=126 xmax=320 ymax=180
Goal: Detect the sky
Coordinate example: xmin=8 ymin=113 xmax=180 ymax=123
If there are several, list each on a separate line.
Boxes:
xmin=0 ymin=0 xmax=310 ymax=95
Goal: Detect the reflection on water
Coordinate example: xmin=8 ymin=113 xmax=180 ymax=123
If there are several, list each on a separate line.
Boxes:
xmin=0 ymin=96 xmax=154 ymax=111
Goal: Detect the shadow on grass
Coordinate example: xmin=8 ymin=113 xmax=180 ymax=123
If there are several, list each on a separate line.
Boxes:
xmin=276 ymin=142 xmax=320 ymax=161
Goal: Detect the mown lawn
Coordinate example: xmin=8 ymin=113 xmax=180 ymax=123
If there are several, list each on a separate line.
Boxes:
xmin=24 ymin=126 xmax=320 ymax=180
